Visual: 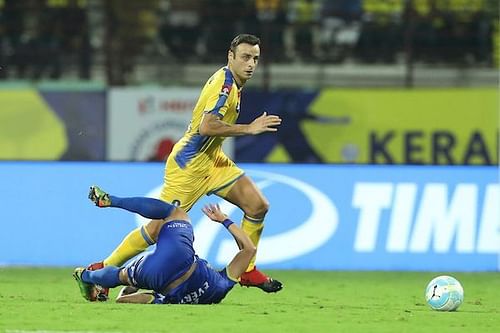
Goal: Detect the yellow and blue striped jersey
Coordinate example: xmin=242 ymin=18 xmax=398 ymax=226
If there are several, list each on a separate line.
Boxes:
xmin=170 ymin=67 xmax=241 ymax=172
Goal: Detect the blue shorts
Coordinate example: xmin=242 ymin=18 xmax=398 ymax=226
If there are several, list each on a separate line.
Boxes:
xmin=160 ymin=258 xmax=238 ymax=304
xmin=125 ymin=220 xmax=196 ymax=292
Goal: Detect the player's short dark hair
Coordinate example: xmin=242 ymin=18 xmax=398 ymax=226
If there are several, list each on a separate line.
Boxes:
xmin=229 ymin=34 xmax=260 ymax=54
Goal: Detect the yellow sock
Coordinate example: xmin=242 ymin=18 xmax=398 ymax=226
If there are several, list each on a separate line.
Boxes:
xmin=103 ymin=226 xmax=154 ymax=267
xmin=241 ymin=215 xmax=264 ymax=272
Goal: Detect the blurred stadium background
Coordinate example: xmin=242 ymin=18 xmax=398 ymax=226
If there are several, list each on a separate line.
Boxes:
xmin=0 ymin=0 xmax=498 ymax=330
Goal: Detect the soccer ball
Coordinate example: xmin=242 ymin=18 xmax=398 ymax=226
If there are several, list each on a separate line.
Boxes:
xmin=425 ymin=275 xmax=464 ymax=311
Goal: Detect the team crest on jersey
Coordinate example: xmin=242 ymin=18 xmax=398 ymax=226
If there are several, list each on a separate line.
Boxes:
xmin=220 ymin=84 xmax=232 ymax=97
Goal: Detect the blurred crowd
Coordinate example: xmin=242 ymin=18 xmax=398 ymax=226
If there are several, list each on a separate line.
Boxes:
xmin=0 ymin=0 xmax=91 ymax=80
xmin=0 ymin=0 xmax=497 ymax=82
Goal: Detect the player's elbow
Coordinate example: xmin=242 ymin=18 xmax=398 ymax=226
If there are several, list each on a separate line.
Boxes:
xmin=199 ymin=124 xmax=211 ymax=136
xmin=200 ymin=113 xmax=220 ymax=136
xmin=199 ymin=121 xmax=214 ymax=136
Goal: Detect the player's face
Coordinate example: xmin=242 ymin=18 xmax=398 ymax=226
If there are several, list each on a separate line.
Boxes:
xmin=228 ymin=43 xmax=260 ymax=85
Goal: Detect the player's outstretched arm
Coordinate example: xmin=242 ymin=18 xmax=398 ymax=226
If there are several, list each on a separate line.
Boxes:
xmin=202 ymin=204 xmax=256 ymax=280
xmin=199 ymin=112 xmax=281 ymax=137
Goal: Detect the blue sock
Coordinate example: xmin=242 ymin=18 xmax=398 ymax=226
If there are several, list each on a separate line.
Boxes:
xmin=109 ymin=196 xmax=175 ymax=219
xmin=82 ymin=266 xmax=122 ymax=288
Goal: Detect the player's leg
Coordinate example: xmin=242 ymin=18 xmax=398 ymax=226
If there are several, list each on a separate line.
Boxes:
xmin=86 ymin=188 xmax=166 ymax=300
xmin=85 ymin=224 xmax=154 ymax=301
xmin=101 ymin=225 xmax=155 ymax=267
xmin=96 ymin=161 xmax=179 ymax=268
xmin=72 ymin=267 xmax=100 ymax=301
xmin=86 ymin=184 xmax=187 ymax=300
xmin=73 ymin=264 xmax=125 ymax=302
xmin=89 ymin=185 xmax=175 ymax=219
xmin=88 ymin=186 xmax=173 ymax=267
xmin=91 ymin=160 xmax=207 ymax=267
xmin=77 ymin=266 xmax=123 ymax=288
xmin=89 ymin=186 xmax=191 ymax=265
xmin=84 ymin=217 xmax=195 ymax=305
xmin=87 ymin=185 xmax=158 ymax=299
xmin=220 ymin=176 xmax=282 ymax=292
xmin=209 ymin=157 xmax=282 ymax=293
xmin=220 ymin=175 xmax=269 ymax=271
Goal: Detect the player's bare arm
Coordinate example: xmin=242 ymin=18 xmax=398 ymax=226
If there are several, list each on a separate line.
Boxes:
xmin=202 ymin=204 xmax=256 ymax=280
xmin=111 ymin=269 xmax=155 ymax=304
xmin=115 ymin=287 xmax=156 ymax=304
xmin=199 ymin=111 xmax=282 ymax=137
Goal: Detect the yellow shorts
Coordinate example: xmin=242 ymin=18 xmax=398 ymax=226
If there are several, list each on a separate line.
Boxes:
xmin=159 ymin=153 xmax=244 ymax=212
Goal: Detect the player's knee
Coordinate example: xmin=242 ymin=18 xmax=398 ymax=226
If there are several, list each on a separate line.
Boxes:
xmin=170 ymin=206 xmax=189 ymax=222
xmin=246 ymin=198 xmax=269 ymax=218
xmin=144 ymin=219 xmax=163 ymax=240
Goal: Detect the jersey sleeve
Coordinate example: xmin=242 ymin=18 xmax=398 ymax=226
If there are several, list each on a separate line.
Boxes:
xmin=204 ymin=69 xmax=234 ymax=118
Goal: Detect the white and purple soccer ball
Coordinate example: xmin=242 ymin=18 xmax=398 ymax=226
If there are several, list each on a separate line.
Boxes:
xmin=425 ymin=275 xmax=464 ymax=311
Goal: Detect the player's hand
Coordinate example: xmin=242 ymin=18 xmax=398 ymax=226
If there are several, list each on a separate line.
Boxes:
xmin=202 ymin=203 xmax=228 ymax=223
xmin=248 ymin=112 xmax=282 ymax=135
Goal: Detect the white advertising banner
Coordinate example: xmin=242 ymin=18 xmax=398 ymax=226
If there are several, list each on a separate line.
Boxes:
xmin=107 ymin=88 xmax=234 ymax=161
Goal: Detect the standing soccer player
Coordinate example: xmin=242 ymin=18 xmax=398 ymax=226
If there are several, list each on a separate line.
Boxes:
xmin=94 ymin=34 xmax=283 ymax=293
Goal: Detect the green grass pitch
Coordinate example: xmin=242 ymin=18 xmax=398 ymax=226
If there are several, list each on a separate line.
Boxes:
xmin=0 ymin=268 xmax=499 ymax=333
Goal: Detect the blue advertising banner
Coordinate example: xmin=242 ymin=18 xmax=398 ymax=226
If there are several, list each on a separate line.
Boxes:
xmin=42 ymin=91 xmax=106 ymax=160
xmin=0 ymin=162 xmax=498 ymax=271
